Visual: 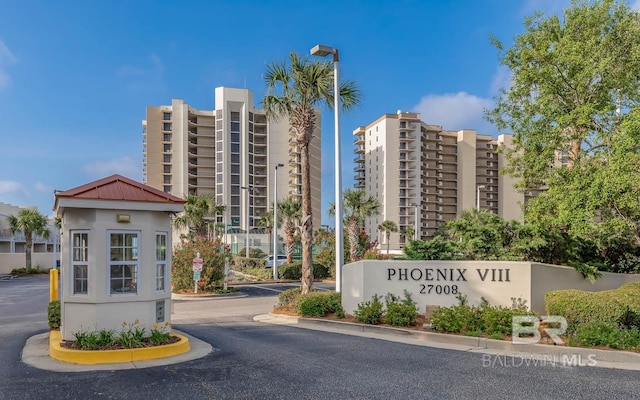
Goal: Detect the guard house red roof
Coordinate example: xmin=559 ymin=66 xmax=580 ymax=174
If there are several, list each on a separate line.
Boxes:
xmin=54 ymin=174 xmax=186 ymax=206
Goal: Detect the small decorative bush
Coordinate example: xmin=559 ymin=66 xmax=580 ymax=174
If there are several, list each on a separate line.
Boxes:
xmin=48 ymin=300 xmax=61 ymax=329
xmin=278 ymin=288 xmax=302 ymax=308
xmin=384 ymin=291 xmax=419 ymax=327
xmin=297 ymin=291 xmax=344 ymax=318
xmin=354 ymin=294 xmax=384 ymax=324
xmin=431 ymin=294 xmax=534 ymax=336
xmin=69 ymin=320 xmax=174 ymax=350
xmin=172 ymin=237 xmax=230 ymax=292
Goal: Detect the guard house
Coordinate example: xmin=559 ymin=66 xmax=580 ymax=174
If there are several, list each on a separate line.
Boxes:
xmin=54 ymin=174 xmax=185 ymax=341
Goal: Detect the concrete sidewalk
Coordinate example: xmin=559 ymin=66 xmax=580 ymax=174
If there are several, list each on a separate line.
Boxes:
xmin=254 ymin=313 xmax=640 ymax=371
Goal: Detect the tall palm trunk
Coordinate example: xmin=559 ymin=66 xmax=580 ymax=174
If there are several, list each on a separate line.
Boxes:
xmin=386 ymin=232 xmax=391 ymax=255
xmin=300 ymin=139 xmax=314 ymax=294
xmin=25 ymin=229 xmax=33 ymax=269
xmin=347 ymin=218 xmax=360 ymax=262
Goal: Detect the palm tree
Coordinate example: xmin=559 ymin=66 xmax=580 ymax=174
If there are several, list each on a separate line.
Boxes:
xmin=9 ymin=209 xmax=50 ymax=269
xmin=402 ymin=227 xmax=415 ymax=244
xmin=378 ymin=220 xmax=398 ymax=255
xmin=258 ymin=210 xmax=275 ymax=251
xmin=330 ymin=189 xmax=380 ymax=262
xmin=278 ymin=198 xmax=302 ymax=263
xmin=174 ymin=194 xmax=223 ymax=239
xmin=262 ymin=52 xmax=360 ymax=294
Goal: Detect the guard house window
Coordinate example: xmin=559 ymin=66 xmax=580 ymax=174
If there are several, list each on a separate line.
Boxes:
xmin=155 ymin=232 xmax=167 ymax=291
xmin=109 ymin=231 xmax=139 ymax=294
xmin=71 ymin=231 xmax=89 ymax=295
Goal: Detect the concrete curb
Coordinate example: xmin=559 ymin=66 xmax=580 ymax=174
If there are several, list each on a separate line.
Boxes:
xmin=254 ymin=313 xmax=640 ymax=370
xmin=171 ymin=292 xmax=248 ymax=301
xmin=21 ymin=329 xmax=213 ymax=372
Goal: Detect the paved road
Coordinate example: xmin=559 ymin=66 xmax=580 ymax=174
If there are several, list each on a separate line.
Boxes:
xmin=1 ymin=276 xmax=640 ymax=399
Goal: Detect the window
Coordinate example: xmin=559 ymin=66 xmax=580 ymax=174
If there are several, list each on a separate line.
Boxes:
xmin=163 ymin=112 xmax=171 ymax=121
xmin=72 ymin=231 xmax=89 ymax=294
xmin=163 ymin=123 xmax=171 ymax=131
xmin=109 ymin=231 xmax=139 ymax=294
xmin=155 ymin=233 xmax=167 ymax=291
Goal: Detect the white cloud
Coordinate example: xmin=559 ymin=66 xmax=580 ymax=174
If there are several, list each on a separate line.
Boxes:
xmin=490 ymin=66 xmax=512 ymax=95
xmin=0 ymin=39 xmax=17 ymax=90
xmin=520 ymin=0 xmax=571 ymax=16
xmin=34 ymin=182 xmax=51 ymax=193
xmin=0 ymin=180 xmax=28 ymax=196
xmin=83 ymin=157 xmax=142 ymax=180
xmin=116 ymin=53 xmax=165 ymax=91
xmin=411 ymin=92 xmax=496 ymax=134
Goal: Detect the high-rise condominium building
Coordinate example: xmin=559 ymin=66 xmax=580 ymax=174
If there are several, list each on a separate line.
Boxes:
xmin=353 ymin=111 xmax=523 ymax=252
xmin=142 ymin=87 xmax=322 ymax=237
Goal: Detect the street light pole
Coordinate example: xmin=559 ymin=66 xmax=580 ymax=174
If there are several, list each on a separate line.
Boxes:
xmin=477 ymin=185 xmax=486 ymax=211
xmin=273 ymin=163 xmax=284 ymax=280
xmin=410 ymin=203 xmax=419 ymax=241
xmin=241 ymin=186 xmax=255 ymax=258
xmin=311 ymin=44 xmax=343 ymax=293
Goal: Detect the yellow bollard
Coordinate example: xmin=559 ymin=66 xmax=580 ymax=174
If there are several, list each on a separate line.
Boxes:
xmin=49 ymin=269 xmax=59 ymax=302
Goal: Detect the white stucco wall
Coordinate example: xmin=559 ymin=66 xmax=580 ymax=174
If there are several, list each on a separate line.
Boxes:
xmin=60 ymin=208 xmax=174 ymax=341
xmin=342 ymin=260 xmax=640 ymax=315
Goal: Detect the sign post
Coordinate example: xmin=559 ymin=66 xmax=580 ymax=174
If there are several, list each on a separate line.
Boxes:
xmin=192 ymin=252 xmax=203 ymax=294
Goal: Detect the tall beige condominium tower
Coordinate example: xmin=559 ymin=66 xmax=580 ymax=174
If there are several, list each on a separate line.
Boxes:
xmin=142 ymin=87 xmax=322 ymax=236
xmin=353 ymin=111 xmax=522 ymax=252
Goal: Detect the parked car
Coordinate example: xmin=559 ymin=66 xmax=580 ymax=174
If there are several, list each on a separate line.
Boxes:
xmin=264 ymin=255 xmax=287 ymax=268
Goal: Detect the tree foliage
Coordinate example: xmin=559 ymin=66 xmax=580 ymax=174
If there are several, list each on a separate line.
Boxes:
xmin=378 ymin=220 xmax=398 ymax=255
xmin=329 ymin=188 xmax=380 ymax=262
xmin=262 ymin=52 xmax=361 ymax=294
xmin=9 ymin=208 xmax=50 ymax=269
xmin=487 ymin=0 xmax=640 ymax=265
xmin=173 ymin=194 xmax=224 ymax=239
xmin=172 ymin=237 xmax=230 ymax=292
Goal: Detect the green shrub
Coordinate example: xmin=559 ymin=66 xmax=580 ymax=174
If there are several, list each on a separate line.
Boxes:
xmin=279 ymin=262 xmax=302 ymax=280
xmin=297 ymin=291 xmax=344 ymax=318
xmin=481 ymin=305 xmax=533 ymax=336
xmin=172 ymin=237 xmax=230 ymax=292
xmin=618 ymin=306 xmax=640 ymax=330
xmin=313 ymin=263 xmax=331 ymax=279
xmin=73 ymin=330 xmax=101 ymax=350
xmin=430 ymin=295 xmax=483 ymax=333
xmin=353 ymin=294 xmax=384 ymax=324
xmin=232 ymin=255 xmax=265 ymax=272
xmin=11 ymin=266 xmax=49 ymax=275
xmin=545 ymin=282 xmax=640 ymax=332
xmin=384 ymin=291 xmax=418 ymax=327
xmin=278 ymin=262 xmax=329 ymax=280
xmin=278 ymin=288 xmax=302 ymax=308
xmin=47 ymin=300 xmax=61 ymax=329
xmin=568 ymin=322 xmax=640 ymax=350
xmin=431 ymin=294 xmax=534 ymax=335
xmin=243 ymin=267 xmax=273 ymax=281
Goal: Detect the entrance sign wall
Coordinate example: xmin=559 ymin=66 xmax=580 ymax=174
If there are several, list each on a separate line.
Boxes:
xmin=341 ymin=261 xmax=640 ymax=315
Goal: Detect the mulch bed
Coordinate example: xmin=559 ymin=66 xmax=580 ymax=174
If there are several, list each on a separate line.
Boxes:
xmin=59 ymin=335 xmax=181 ymax=351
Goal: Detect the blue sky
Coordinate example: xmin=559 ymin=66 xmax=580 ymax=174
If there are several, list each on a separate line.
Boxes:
xmin=1 ymin=0 xmax=635 ymax=223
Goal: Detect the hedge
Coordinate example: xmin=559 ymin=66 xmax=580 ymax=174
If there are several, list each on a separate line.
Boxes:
xmin=545 ymin=282 xmax=640 ymax=331
xmin=278 ymin=261 xmax=330 ymax=280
